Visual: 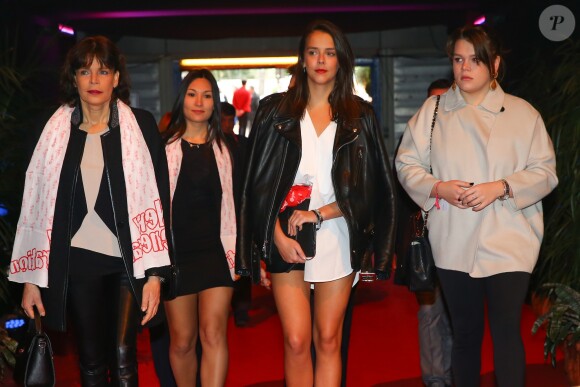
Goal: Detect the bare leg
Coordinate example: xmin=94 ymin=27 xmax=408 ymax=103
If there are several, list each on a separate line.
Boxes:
xmin=165 ymin=294 xmax=199 ymax=386
xmin=271 ymin=271 xmax=313 ymax=387
xmin=198 ymin=286 xmax=234 ymax=387
xmin=313 ymin=273 xmax=355 ymax=386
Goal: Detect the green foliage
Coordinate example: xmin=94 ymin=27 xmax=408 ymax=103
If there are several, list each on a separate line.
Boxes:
xmin=533 ymin=283 xmax=580 ymax=367
xmin=522 ymin=39 xmax=580 ymax=292
xmin=0 ymin=328 xmax=17 ymax=379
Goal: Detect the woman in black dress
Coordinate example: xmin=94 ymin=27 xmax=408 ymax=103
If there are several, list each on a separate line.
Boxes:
xmin=163 ymin=69 xmax=239 ymax=386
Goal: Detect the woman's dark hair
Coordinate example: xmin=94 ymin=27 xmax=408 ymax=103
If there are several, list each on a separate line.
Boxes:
xmin=289 ymin=19 xmax=360 ymax=123
xmin=220 ymin=101 xmax=236 ymax=117
xmin=60 ymin=35 xmax=130 ymax=106
xmin=427 ymin=78 xmax=453 ymax=96
xmin=446 ymin=25 xmax=506 ymax=81
xmin=164 ymin=69 xmax=224 ymax=146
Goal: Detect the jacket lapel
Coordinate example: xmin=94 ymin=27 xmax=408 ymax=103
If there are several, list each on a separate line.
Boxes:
xmin=273 ymin=113 xmax=301 ymax=148
xmin=333 ymin=119 xmax=359 ymax=155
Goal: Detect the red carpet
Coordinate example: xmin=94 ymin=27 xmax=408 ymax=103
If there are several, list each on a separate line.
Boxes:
xmin=4 ymin=279 xmax=570 ymax=386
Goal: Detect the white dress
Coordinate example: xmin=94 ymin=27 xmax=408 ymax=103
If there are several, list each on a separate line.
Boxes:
xmin=296 ymin=111 xmax=357 ymax=284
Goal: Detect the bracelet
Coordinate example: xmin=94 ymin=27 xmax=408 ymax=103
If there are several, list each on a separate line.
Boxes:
xmin=148 ymin=275 xmax=165 ymax=283
xmin=499 ymin=179 xmax=510 ymax=201
xmin=312 ymin=209 xmax=323 ymax=230
xmin=434 ymin=181 xmax=442 ymax=210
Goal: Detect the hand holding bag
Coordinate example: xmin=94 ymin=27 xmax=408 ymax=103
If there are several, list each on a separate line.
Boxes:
xmin=279 ymin=198 xmax=316 ymax=258
xmin=13 ymin=307 xmax=55 ymax=387
xmin=405 ymin=95 xmax=440 ymax=293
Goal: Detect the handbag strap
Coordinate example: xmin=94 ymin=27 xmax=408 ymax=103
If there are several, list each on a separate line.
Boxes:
xmin=33 ymin=306 xmax=43 ymax=334
xmin=24 ymin=306 xmax=43 ymax=339
xmin=422 ymin=94 xmax=441 ymax=236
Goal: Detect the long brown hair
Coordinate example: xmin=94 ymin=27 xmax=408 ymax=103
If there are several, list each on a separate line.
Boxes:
xmin=163 ymin=69 xmax=224 ymax=146
xmin=60 ymin=35 xmax=130 ymax=106
xmin=288 ymin=19 xmax=360 ymax=124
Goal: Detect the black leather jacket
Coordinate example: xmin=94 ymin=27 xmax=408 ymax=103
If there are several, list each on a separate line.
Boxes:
xmin=236 ymin=92 xmax=396 ymax=282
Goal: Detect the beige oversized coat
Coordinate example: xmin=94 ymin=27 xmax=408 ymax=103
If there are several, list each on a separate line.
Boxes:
xmin=396 ymin=85 xmax=558 ymax=277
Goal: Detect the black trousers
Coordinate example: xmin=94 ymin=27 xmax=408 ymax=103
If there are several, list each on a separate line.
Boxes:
xmin=237 ymin=112 xmax=249 ymax=137
xmin=68 ymin=248 xmax=140 ymax=386
xmin=149 ymin=321 xmax=177 ymax=387
xmin=437 ymin=269 xmax=530 ymax=387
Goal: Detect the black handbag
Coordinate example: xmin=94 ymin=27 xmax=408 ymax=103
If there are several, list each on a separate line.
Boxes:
xmin=163 ymin=230 xmax=180 ymax=300
xmin=163 ymin=263 xmax=179 ymax=300
xmin=13 ymin=307 xmax=55 ymax=387
xmin=278 ymin=199 xmax=316 ymax=257
xmin=407 ymin=211 xmax=436 ymax=292
xmin=405 ymin=95 xmax=440 ymax=293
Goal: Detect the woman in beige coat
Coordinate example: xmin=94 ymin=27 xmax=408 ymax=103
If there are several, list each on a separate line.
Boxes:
xmin=396 ymin=25 xmax=557 ymax=387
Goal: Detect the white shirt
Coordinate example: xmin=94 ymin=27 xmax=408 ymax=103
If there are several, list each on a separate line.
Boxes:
xmin=296 ymin=111 xmax=354 ymax=283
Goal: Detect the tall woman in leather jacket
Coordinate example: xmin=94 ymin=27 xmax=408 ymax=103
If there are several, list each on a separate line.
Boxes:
xmin=10 ymin=36 xmax=171 ymax=386
xmin=237 ymin=20 xmax=396 ymax=386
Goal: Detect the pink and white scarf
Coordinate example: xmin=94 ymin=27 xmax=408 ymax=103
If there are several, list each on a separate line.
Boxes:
xmin=165 ymin=137 xmax=237 ymax=280
xmin=9 ymin=100 xmax=171 ymax=287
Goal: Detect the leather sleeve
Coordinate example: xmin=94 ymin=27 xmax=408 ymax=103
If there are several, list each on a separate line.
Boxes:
xmin=235 ymin=94 xmax=280 ymax=281
xmin=364 ymin=104 xmax=397 ymax=279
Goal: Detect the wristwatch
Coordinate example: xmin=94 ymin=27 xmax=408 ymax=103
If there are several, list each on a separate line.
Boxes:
xmin=499 ymin=179 xmax=510 ymax=201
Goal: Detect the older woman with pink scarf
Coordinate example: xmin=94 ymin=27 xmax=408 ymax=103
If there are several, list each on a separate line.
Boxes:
xmin=10 ymin=36 xmax=171 ymax=386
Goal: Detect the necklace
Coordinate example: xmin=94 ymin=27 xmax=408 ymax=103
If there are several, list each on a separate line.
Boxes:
xmin=182 ymin=139 xmax=205 ymax=148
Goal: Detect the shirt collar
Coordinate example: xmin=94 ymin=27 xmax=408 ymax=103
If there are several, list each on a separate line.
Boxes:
xmin=444 ymin=83 xmax=506 ymax=114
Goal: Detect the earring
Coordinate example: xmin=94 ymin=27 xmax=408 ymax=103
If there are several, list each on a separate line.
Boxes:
xmin=490 ymin=73 xmax=498 ymax=91
xmin=451 ymin=81 xmax=456 ymax=91
xmin=303 ymin=67 xmax=306 ymax=73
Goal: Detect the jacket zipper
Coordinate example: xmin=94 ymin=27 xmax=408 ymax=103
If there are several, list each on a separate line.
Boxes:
xmin=101 ymin=131 xmax=139 ymax=300
xmin=61 ymin=134 xmax=84 ymax=330
xmin=333 ymin=135 xmax=359 ymax=164
xmin=353 ymin=146 xmax=364 ymax=188
xmin=262 ymin=141 xmax=289 ymax=260
xmin=331 ymin=135 xmax=359 ymax=260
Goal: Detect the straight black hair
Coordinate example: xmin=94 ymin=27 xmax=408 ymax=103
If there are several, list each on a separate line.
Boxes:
xmin=163 ymin=69 xmax=224 ymax=147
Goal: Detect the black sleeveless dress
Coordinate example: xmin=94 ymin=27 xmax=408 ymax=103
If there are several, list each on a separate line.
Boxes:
xmin=171 ymin=140 xmax=233 ymax=295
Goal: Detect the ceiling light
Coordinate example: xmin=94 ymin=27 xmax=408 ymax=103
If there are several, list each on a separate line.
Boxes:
xmin=58 ymin=24 xmax=75 ymax=35
xmin=180 ymin=56 xmax=298 ymax=70
xmin=473 ymin=16 xmax=486 ymax=25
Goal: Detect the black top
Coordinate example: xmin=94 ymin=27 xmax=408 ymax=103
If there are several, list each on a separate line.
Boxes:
xmin=172 ymin=139 xmax=222 ymax=253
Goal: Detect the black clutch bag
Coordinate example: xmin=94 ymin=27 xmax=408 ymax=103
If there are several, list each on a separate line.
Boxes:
xmin=278 ymin=199 xmax=316 ymax=258
xmin=13 ymin=307 xmax=56 ymax=387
